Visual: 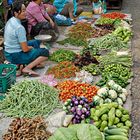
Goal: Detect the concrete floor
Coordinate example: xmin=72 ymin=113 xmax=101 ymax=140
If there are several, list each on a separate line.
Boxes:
xmin=122 ymin=0 xmax=140 ymax=139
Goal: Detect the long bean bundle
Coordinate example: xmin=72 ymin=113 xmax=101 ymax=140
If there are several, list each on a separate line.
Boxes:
xmin=0 ymin=80 xmax=59 ymax=118
xmin=85 ymin=34 xmax=128 ymax=55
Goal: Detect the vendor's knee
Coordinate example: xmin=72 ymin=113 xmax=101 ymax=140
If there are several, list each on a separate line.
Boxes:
xmin=40 ymin=48 xmax=49 ymax=57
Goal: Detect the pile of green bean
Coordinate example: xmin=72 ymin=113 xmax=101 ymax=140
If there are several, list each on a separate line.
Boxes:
xmin=86 ymin=34 xmax=128 ymax=55
xmin=0 ymin=80 xmax=59 ymax=118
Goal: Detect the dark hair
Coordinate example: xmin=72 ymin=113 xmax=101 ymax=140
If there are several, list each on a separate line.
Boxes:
xmin=12 ymin=2 xmax=23 ymax=16
xmin=7 ymin=2 xmax=23 ymax=21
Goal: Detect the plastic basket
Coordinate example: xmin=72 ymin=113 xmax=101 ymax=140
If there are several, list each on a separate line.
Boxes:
xmin=0 ymin=64 xmax=16 ymax=93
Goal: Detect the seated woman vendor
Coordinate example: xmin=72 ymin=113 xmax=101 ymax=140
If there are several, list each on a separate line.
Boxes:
xmin=4 ymin=2 xmax=49 ymax=76
xmin=26 ymin=0 xmax=59 ymax=40
xmin=53 ymin=0 xmax=83 ymax=20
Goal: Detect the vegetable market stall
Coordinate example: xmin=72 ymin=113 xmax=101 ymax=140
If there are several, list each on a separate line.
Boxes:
xmin=0 ymin=12 xmax=134 ymax=140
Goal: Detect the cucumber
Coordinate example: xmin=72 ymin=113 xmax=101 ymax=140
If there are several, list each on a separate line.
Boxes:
xmin=105 ymin=135 xmax=128 ymax=140
xmin=108 ymin=126 xmax=117 ymax=129
xmin=105 ymin=129 xmax=128 ymax=136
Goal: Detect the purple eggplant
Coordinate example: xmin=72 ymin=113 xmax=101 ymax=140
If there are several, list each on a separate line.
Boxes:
xmin=87 ymin=107 xmax=91 ymax=111
xmin=74 ymin=100 xmax=79 ymax=105
xmin=72 ymin=97 xmax=77 ymax=103
xmin=84 ymin=104 xmax=89 ymax=108
xmin=76 ymin=107 xmax=81 ymax=112
xmin=84 ymin=98 xmax=88 ymax=103
xmin=70 ymin=107 xmax=75 ymax=113
xmin=75 ymin=115 xmax=80 ymax=120
xmin=79 ymin=100 xmax=84 ymax=105
xmin=76 ymin=110 xmax=82 ymax=116
xmin=85 ymin=111 xmax=90 ymax=116
xmin=76 ymin=119 xmax=81 ymax=124
xmin=81 ymin=114 xmax=85 ymax=119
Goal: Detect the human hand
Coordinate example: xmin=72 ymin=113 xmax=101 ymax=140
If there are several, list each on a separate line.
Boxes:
xmin=50 ymin=19 xmax=55 ymax=28
xmin=28 ymin=46 xmax=33 ymax=50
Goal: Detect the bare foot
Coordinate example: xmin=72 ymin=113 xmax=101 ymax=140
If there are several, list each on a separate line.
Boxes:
xmin=22 ymin=68 xmax=40 ymax=77
xmin=36 ymin=63 xmax=45 ymax=68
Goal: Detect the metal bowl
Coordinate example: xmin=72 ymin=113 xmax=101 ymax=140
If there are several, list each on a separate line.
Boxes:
xmin=34 ymin=35 xmax=52 ymax=41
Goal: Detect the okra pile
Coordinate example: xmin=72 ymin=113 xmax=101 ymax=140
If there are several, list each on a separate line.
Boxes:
xmin=0 ymin=80 xmax=59 ymax=118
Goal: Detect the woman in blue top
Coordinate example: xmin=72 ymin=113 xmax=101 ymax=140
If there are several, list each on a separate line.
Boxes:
xmin=4 ymin=2 xmax=49 ymax=76
xmin=53 ymin=0 xmax=83 ymax=20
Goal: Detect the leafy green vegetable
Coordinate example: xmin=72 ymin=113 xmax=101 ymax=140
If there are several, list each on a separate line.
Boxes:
xmin=49 ymin=124 xmax=104 ymax=140
xmin=49 ymin=127 xmax=78 ymax=140
xmin=50 ymin=49 xmax=76 ymax=62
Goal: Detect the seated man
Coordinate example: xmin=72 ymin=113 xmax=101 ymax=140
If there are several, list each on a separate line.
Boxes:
xmin=26 ymin=0 xmax=59 ymax=41
xmin=4 ymin=2 xmax=49 ymax=76
xmin=53 ymin=0 xmax=83 ymax=20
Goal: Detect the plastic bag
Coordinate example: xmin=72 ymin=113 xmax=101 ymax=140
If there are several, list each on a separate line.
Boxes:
xmin=54 ymin=14 xmax=72 ymax=26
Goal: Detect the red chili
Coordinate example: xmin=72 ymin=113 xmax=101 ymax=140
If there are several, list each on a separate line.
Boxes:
xmin=101 ymin=12 xmax=126 ymax=19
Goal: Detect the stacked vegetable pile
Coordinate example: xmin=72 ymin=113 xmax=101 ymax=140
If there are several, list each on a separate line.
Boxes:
xmin=3 ymin=116 xmax=52 ymax=140
xmin=86 ymin=34 xmax=127 ymax=55
xmin=74 ymin=70 xmax=94 ymax=84
xmin=82 ymin=63 xmax=100 ymax=76
xmin=95 ymin=17 xmax=116 ymax=26
xmin=40 ymin=74 xmax=58 ymax=87
xmin=104 ymin=126 xmax=129 ymax=140
xmin=50 ymin=49 xmax=76 ymax=62
xmin=90 ymin=102 xmax=132 ymax=132
xmin=63 ymin=96 xmax=90 ymax=124
xmin=98 ymin=51 xmax=132 ymax=68
xmin=47 ymin=61 xmax=79 ymax=79
xmin=74 ymin=51 xmax=99 ymax=68
xmin=101 ymin=12 xmax=127 ymax=19
xmin=92 ymin=28 xmax=113 ymax=38
xmin=112 ymin=27 xmax=133 ymax=43
xmin=68 ymin=22 xmax=95 ymax=40
xmin=48 ymin=124 xmax=104 ymax=140
xmin=57 ymin=22 xmax=95 ymax=47
xmin=57 ymin=37 xmax=88 ymax=47
xmin=0 ymin=80 xmax=59 ymax=117
xmin=93 ymin=80 xmax=129 ymax=106
xmin=57 ymin=80 xmax=98 ymax=102
xmin=99 ymin=64 xmax=132 ymax=87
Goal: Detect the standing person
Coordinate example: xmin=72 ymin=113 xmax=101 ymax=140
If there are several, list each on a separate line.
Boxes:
xmin=92 ymin=0 xmax=103 ymax=14
xmin=53 ymin=0 xmax=83 ymax=20
xmin=26 ymin=0 xmax=59 ymax=41
xmin=4 ymin=2 xmax=49 ymax=76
